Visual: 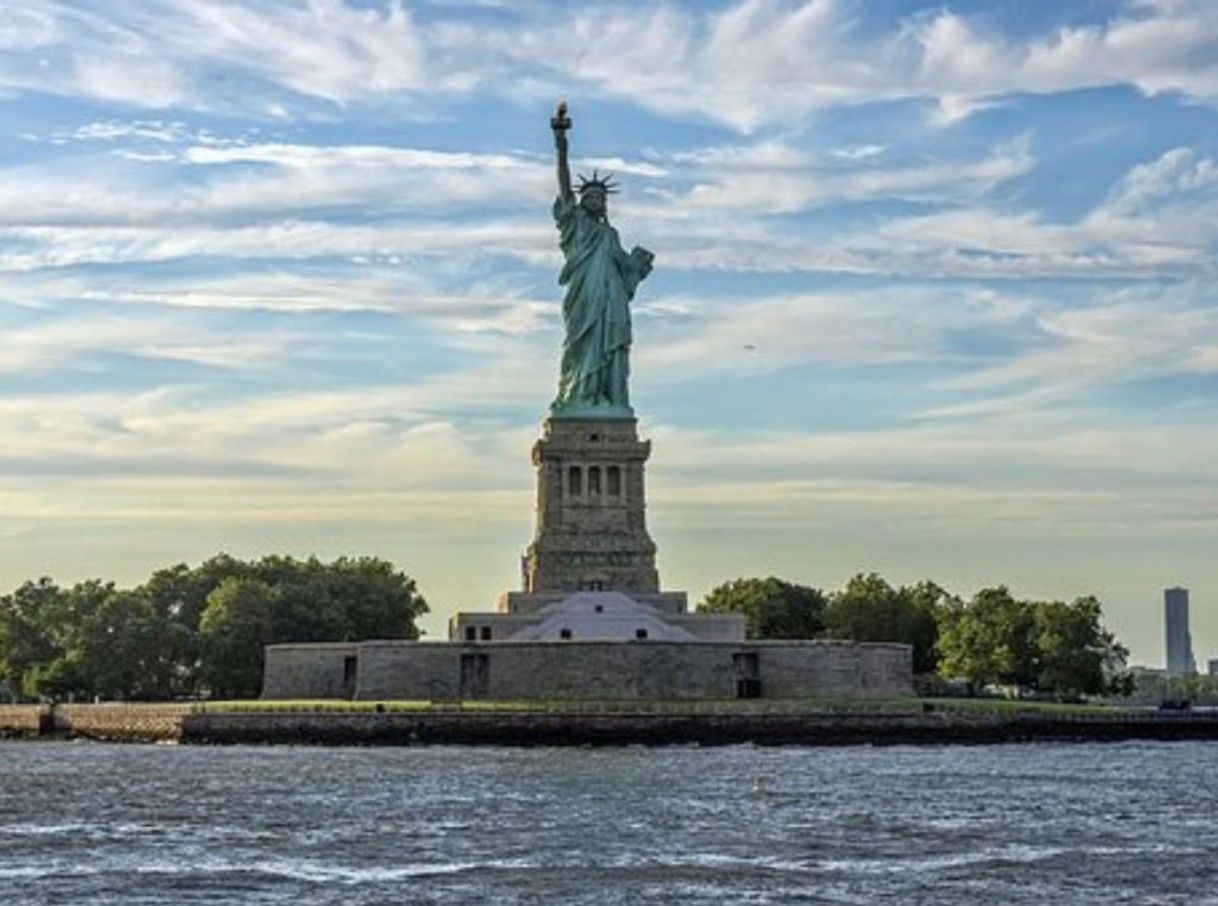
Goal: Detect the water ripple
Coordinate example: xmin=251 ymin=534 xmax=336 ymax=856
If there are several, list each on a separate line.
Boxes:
xmin=2 ymin=741 xmax=1217 ymax=904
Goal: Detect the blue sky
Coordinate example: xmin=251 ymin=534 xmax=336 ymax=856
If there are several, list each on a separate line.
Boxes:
xmin=2 ymin=0 xmax=1217 ymax=666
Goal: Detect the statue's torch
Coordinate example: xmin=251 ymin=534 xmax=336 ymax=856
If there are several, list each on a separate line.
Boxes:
xmin=551 ymin=100 xmax=572 ymax=133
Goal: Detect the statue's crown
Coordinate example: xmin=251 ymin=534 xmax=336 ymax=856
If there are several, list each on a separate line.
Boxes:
xmin=577 ymin=169 xmax=619 ymax=195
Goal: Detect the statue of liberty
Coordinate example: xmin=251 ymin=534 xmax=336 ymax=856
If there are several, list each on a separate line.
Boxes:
xmin=549 ymin=101 xmax=654 ymax=419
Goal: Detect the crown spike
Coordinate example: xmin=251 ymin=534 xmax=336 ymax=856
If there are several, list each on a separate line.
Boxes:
xmin=576 ymin=169 xmax=620 ymax=196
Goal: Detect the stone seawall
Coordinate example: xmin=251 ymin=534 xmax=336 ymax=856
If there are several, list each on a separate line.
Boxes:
xmin=0 ymin=704 xmax=48 ymax=737
xmin=183 ymin=708 xmax=1218 ymax=746
xmin=53 ymin=704 xmax=191 ymax=742
xmin=0 ymin=703 xmax=190 ymax=741
xmin=7 ymin=703 xmax=1218 ymax=746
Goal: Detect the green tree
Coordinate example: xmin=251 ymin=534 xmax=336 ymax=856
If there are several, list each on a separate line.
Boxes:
xmin=2 ymin=554 xmax=430 ymax=701
xmin=251 ymin=555 xmax=346 ymax=642
xmin=1 ymin=578 xmax=65 ymax=699
xmin=75 ymin=588 xmax=196 ymax=700
xmin=1033 ymin=596 xmax=1130 ymax=696
xmin=697 ymin=577 xmax=826 ymax=639
xmin=0 ymin=578 xmax=113 ymax=701
xmin=824 ymin=574 xmax=946 ymax=674
xmin=938 ymin=587 xmax=1129 ymax=696
xmin=198 ymin=577 xmax=278 ymax=699
xmin=324 ymin=556 xmax=427 ymax=641
xmin=166 ymin=554 xmax=429 ymax=698
xmin=142 ymin=556 xmax=246 ymax=627
xmin=937 ymin=586 xmax=1038 ymax=689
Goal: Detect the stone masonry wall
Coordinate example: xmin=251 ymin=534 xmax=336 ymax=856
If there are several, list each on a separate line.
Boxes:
xmin=328 ymin=639 xmax=913 ymax=701
xmin=525 ymin=418 xmax=660 ymax=594
xmin=53 ymin=704 xmax=190 ymax=741
xmin=261 ymin=643 xmax=356 ymax=699
xmin=0 ymin=703 xmax=187 ymax=740
xmin=0 ymin=704 xmax=45 ymax=736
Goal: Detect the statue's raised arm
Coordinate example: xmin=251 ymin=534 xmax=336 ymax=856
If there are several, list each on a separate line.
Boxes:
xmin=551 ymin=100 xmax=573 ymax=202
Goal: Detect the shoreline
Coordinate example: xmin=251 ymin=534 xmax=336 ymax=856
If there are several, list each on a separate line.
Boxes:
xmin=5 ymin=700 xmax=1218 ymax=746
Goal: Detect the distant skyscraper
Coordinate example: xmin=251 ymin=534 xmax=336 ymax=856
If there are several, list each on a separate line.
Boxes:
xmin=1164 ymin=587 xmax=1196 ymax=676
xmin=1209 ymin=659 xmax=1218 ymax=677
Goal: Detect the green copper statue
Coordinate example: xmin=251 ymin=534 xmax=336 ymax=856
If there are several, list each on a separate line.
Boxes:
xmin=549 ymin=101 xmax=654 ymax=419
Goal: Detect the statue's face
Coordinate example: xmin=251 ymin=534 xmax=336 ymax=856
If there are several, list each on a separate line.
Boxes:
xmin=580 ymin=188 xmax=607 ymax=216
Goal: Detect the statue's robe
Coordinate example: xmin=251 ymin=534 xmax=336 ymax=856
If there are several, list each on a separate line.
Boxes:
xmin=552 ymin=193 xmax=649 ymax=415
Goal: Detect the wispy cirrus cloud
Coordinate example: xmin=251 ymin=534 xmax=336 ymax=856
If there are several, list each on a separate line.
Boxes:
xmin=2 ymin=142 xmax=1214 ymax=281
xmin=0 ymin=0 xmax=428 ymax=111
xmin=5 ymin=1 xmax=1218 ymax=129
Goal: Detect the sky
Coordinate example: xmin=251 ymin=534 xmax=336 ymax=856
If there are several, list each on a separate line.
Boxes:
xmin=1 ymin=0 xmax=1216 ymax=667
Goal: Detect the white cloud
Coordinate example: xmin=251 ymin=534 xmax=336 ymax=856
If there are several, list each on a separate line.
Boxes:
xmin=0 ymin=139 xmax=553 ymax=228
xmin=0 ymin=134 xmax=1213 ymax=288
xmin=169 ymin=0 xmax=426 ymax=102
xmin=1095 ymin=146 xmax=1218 ymax=217
xmin=0 ymin=219 xmax=554 ymax=272
xmin=930 ymin=94 xmax=1005 ymax=128
xmin=672 ymin=136 xmax=1032 ymax=213
xmin=0 ymin=0 xmax=429 ymax=110
xmin=485 ymin=0 xmax=1218 ymax=130
xmin=0 ymin=306 xmax=293 ymax=374
xmin=943 ymin=285 xmax=1218 ymax=396
xmin=911 ymin=3 xmax=1218 ymax=105
xmin=67 ymin=120 xmax=191 ymax=143
xmin=0 ymin=5 xmax=59 ymax=49
xmin=182 ymin=142 xmax=535 ymax=172
xmin=801 ymin=147 xmax=1218 ymax=279
xmin=5 ymin=2 xmax=1218 ymax=128
xmin=829 ymin=145 xmax=887 ymax=162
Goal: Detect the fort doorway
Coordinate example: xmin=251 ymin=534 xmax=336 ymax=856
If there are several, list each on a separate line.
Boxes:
xmin=733 ymin=652 xmax=761 ymax=699
xmin=459 ymin=653 xmax=490 ymax=699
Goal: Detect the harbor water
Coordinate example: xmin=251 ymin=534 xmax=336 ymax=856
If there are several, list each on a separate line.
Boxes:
xmin=2 ymin=740 xmax=1216 ymax=904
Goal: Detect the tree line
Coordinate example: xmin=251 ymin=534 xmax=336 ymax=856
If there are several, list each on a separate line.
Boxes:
xmin=2 ymin=558 xmax=1131 ymax=703
xmin=0 ymin=554 xmax=427 ymax=702
xmin=697 ymin=573 xmax=1132 ymax=697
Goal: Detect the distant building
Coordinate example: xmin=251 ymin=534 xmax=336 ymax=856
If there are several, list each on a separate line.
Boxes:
xmin=1209 ymin=659 xmax=1218 ymax=677
xmin=1164 ymin=587 xmax=1196 ymax=676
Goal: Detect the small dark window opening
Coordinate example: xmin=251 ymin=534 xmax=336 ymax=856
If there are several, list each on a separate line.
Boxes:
xmin=581 ymin=579 xmax=605 ymax=591
xmin=594 ymin=604 xmax=604 ymax=613
xmin=480 ymin=626 xmax=492 ymax=641
xmin=464 ymin=625 xmax=477 ymax=642
xmin=559 ymin=628 xmax=573 ymax=640
xmin=342 ymin=655 xmax=358 ymax=699
xmin=635 ymin=628 xmax=649 ymax=640
xmin=568 ymin=466 xmax=582 ymax=496
xmin=588 ymin=466 xmax=601 ymax=494
xmin=589 ymin=433 xmax=600 ymax=441
xmin=607 ymin=466 xmax=621 ymax=496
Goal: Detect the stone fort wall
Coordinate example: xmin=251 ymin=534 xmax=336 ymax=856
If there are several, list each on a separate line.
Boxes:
xmin=260 ymin=642 xmax=358 ymax=700
xmin=262 ymin=640 xmax=913 ymax=701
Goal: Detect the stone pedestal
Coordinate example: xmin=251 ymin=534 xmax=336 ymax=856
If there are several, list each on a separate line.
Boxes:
xmin=511 ymin=417 xmax=670 ymax=610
